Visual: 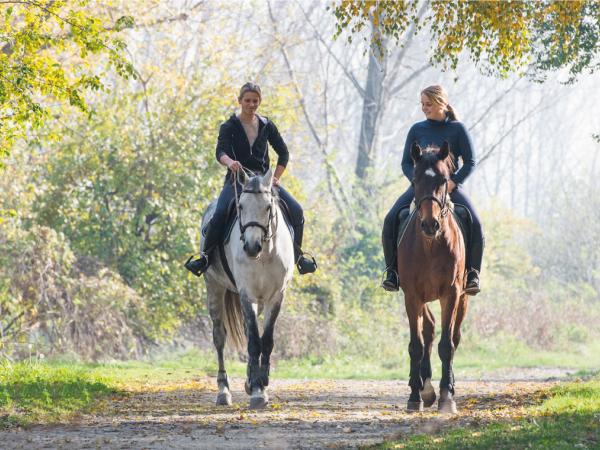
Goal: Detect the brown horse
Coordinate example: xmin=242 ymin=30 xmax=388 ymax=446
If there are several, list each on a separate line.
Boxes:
xmin=397 ymin=141 xmax=468 ymax=414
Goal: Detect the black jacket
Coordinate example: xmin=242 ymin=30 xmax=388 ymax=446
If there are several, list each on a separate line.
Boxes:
xmin=215 ymin=114 xmax=289 ymax=179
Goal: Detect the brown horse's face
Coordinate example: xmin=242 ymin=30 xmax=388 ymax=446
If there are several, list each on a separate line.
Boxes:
xmin=411 ymin=142 xmax=453 ymax=238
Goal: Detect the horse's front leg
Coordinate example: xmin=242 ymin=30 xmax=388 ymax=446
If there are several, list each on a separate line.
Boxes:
xmin=405 ymin=297 xmax=425 ymax=412
xmin=260 ymin=292 xmax=283 ymax=389
xmin=240 ymin=292 xmax=265 ymax=409
xmin=438 ymin=287 xmax=461 ymax=414
xmin=420 ymin=304 xmax=436 ymax=408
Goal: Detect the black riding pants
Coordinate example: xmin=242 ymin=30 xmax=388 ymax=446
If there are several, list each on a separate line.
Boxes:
xmin=382 ymin=185 xmax=484 ymax=272
xmin=203 ymin=179 xmax=305 ymax=252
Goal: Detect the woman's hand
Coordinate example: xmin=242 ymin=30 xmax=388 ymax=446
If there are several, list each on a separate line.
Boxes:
xmin=227 ymin=160 xmax=242 ymax=173
xmin=448 ymin=180 xmax=457 ymax=192
xmin=272 ymin=176 xmax=280 ymax=186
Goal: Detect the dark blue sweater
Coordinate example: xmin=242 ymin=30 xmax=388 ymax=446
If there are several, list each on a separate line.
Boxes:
xmin=401 ymin=118 xmax=476 ymax=186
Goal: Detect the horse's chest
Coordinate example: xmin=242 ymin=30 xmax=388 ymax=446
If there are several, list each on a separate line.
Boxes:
xmin=236 ymin=257 xmax=291 ymax=300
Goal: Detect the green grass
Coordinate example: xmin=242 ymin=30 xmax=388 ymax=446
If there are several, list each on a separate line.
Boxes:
xmin=0 ymin=361 xmax=117 ymax=428
xmin=377 ymin=375 xmax=600 ymax=449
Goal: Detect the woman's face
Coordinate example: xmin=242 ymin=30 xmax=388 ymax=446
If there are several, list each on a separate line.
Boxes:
xmin=239 ymin=91 xmax=261 ymax=115
xmin=421 ymin=93 xmax=446 ymax=121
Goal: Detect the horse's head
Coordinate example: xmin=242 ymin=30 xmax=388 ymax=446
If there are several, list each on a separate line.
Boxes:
xmin=238 ymin=168 xmax=277 ymax=258
xmin=412 ymin=141 xmax=455 ymax=239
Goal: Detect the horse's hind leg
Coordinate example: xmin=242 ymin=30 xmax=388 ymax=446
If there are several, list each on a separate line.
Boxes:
xmin=405 ymin=297 xmax=425 ymax=412
xmin=420 ymin=305 xmax=436 ymax=407
xmin=453 ymin=294 xmax=469 ymax=350
xmin=207 ymin=282 xmax=231 ymax=406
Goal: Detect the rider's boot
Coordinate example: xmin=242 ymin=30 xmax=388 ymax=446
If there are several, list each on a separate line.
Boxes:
xmin=293 ymin=222 xmax=317 ymax=275
xmin=464 ymin=231 xmax=484 ymax=295
xmin=184 ymin=220 xmax=220 ymax=277
xmin=381 ymin=233 xmax=399 ymax=291
xmin=464 ymin=269 xmax=480 ymax=295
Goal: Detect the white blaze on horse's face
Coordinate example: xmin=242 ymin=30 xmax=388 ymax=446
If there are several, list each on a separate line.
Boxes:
xmin=425 ymin=168 xmax=436 ymax=178
xmin=239 ymin=169 xmax=274 ymax=259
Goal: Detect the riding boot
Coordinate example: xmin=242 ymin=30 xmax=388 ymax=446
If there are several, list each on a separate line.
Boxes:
xmin=465 ymin=235 xmax=484 ymax=295
xmin=184 ymin=219 xmax=221 ymax=277
xmin=381 ymin=233 xmax=399 ymax=292
xmin=292 ymin=221 xmax=317 ymax=275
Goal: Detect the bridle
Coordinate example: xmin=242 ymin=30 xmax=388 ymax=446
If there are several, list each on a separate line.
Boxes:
xmin=415 ymin=178 xmax=450 ymax=223
xmin=233 ymin=170 xmax=278 ymax=243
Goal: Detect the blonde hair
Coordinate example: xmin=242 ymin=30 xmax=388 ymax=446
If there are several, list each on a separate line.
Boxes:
xmin=238 ymin=82 xmax=262 ymax=101
xmin=421 ymin=85 xmax=459 ymax=121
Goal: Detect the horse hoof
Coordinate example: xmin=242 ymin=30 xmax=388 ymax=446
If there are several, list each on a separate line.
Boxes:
xmin=244 ymin=380 xmax=252 ymax=395
xmin=421 ymin=379 xmax=436 ymax=408
xmin=216 ymin=392 xmax=232 ymax=406
xmin=406 ymin=401 xmax=424 ymax=412
xmin=438 ymin=399 xmax=457 ymax=414
xmin=249 ymin=395 xmax=268 ymax=409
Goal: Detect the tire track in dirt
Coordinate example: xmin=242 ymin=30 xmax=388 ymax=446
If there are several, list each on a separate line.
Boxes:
xmin=0 ymin=370 xmax=569 ymax=449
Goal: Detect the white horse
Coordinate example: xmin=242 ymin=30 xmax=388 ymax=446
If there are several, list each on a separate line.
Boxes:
xmin=201 ymin=168 xmax=295 ymax=409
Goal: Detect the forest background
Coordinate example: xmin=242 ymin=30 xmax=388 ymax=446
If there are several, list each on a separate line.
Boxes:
xmin=1 ymin=0 xmax=599 ymax=379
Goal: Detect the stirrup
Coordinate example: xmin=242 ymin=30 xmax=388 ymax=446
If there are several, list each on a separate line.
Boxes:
xmin=184 ymin=253 xmax=209 ymax=277
xmin=296 ymin=252 xmax=317 ymax=274
xmin=381 ymin=268 xmax=400 ymax=292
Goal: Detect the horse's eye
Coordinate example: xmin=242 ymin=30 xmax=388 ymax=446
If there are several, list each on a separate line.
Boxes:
xmin=265 ymin=206 xmax=270 ymax=212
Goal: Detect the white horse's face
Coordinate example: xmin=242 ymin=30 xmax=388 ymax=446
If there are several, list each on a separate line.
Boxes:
xmin=238 ymin=169 xmax=274 ymax=259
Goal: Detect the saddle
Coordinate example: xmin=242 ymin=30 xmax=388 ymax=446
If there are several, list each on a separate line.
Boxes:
xmin=396 ymin=201 xmax=473 ymax=262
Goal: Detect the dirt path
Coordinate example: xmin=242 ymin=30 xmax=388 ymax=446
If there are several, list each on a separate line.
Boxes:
xmin=0 ymin=370 xmax=568 ymax=449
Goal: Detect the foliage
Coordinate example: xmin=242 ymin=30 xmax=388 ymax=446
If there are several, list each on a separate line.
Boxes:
xmin=0 ymin=221 xmax=144 ymax=360
xmin=32 ymin=78 xmax=232 ymax=340
xmin=332 ymin=1 xmax=600 ymax=80
xmin=0 ymin=0 xmax=135 ymax=162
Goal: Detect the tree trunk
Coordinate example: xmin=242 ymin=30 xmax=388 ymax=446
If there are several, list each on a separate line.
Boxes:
xmin=355 ymin=24 xmax=387 ymax=187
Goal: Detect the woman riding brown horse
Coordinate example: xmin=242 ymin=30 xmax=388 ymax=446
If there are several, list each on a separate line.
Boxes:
xmin=399 ymin=141 xmax=468 ymax=413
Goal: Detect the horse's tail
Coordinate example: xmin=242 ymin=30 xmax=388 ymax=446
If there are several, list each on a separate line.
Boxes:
xmin=223 ymin=290 xmax=245 ymax=352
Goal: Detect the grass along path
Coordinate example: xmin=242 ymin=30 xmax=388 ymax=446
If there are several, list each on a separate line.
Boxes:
xmin=376 ymin=375 xmax=600 ymax=449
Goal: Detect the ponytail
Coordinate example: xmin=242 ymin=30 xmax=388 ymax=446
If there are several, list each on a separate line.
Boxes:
xmin=446 ymin=104 xmax=459 ymax=121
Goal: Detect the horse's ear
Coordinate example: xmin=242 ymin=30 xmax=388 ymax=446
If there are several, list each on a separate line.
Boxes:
xmin=411 ymin=142 xmax=422 ymax=162
xmin=438 ymin=141 xmax=450 ymax=160
xmin=262 ymin=167 xmax=273 ymax=189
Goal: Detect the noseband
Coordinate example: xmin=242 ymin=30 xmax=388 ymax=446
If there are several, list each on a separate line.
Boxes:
xmin=415 ymin=179 xmax=449 ymax=222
